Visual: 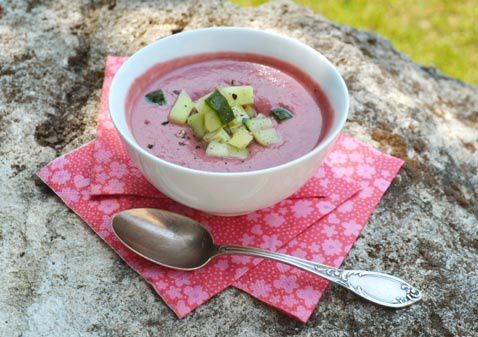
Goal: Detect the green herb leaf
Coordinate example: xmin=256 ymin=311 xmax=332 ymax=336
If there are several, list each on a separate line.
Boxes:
xmin=271 ymin=107 xmax=293 ymax=123
xmin=205 ymin=90 xmax=235 ymax=124
xmin=145 ymin=90 xmax=167 ymax=105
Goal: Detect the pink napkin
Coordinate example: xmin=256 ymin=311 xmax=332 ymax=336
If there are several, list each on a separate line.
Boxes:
xmin=37 ymin=56 xmax=403 ymax=323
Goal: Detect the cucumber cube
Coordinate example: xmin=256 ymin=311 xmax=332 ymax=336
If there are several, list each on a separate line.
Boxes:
xmin=232 ymin=105 xmax=249 ymax=119
xmin=244 ymin=105 xmax=257 ymax=118
xmin=194 ymin=91 xmax=214 ymax=115
xmin=145 ymin=89 xmax=166 ymax=105
xmin=229 ymin=116 xmax=242 ymax=128
xmin=232 ymin=125 xmax=248 ymax=134
xmin=244 ymin=117 xmax=274 ymax=133
xmin=229 ymin=120 xmax=244 ymax=134
xmin=206 ymin=141 xmax=229 ymax=157
xmin=253 ymin=128 xmax=281 ymax=146
xmin=197 ymin=97 xmax=225 ymax=132
xmin=206 ymin=141 xmax=249 ymax=159
xmin=204 ymin=110 xmax=223 ymax=132
xmin=271 ymin=107 xmax=293 ymax=123
xmin=168 ymin=90 xmax=194 ymax=125
xmin=195 ymin=99 xmax=210 ymax=116
xmin=203 ymin=128 xmax=231 ymax=143
xmin=228 ymin=128 xmax=253 ymax=149
xmin=187 ymin=113 xmax=205 ymax=139
xmin=227 ymin=144 xmax=249 ymax=159
xmin=205 ymin=90 xmax=235 ymax=124
xmin=220 ymin=86 xmax=254 ymax=106
xmin=228 ymin=106 xmax=249 ymax=131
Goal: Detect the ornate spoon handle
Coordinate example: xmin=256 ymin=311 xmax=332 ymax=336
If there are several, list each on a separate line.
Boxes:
xmin=218 ymin=245 xmax=422 ymax=308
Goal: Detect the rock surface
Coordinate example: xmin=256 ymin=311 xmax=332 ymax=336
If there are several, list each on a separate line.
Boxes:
xmin=1 ymin=0 xmax=477 ymax=336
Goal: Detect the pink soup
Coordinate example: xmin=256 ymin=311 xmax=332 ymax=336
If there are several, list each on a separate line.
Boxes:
xmin=127 ymin=53 xmax=333 ymax=172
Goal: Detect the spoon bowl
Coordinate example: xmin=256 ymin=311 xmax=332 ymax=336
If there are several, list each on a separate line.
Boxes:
xmin=112 ymin=208 xmax=422 ymax=308
xmin=112 ymin=209 xmax=217 ymax=270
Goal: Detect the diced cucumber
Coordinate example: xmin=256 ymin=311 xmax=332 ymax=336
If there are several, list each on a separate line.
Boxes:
xmin=229 ymin=116 xmax=243 ymax=127
xmin=195 ymin=99 xmax=210 ymax=115
xmin=203 ymin=128 xmax=231 ymax=143
xmin=229 ymin=120 xmax=243 ymax=134
xmin=243 ymin=117 xmax=274 ymax=133
xmin=206 ymin=141 xmax=249 ymax=159
xmin=194 ymin=91 xmax=214 ymax=115
xmin=168 ymin=90 xmax=194 ymax=124
xmin=227 ymin=144 xmax=249 ymax=159
xmin=253 ymin=128 xmax=281 ymax=146
xmin=244 ymin=105 xmax=257 ymax=118
xmin=228 ymin=128 xmax=253 ymax=149
xmin=232 ymin=125 xmax=248 ymax=134
xmin=205 ymin=90 xmax=235 ymax=124
xmin=228 ymin=106 xmax=249 ymax=132
xmin=204 ymin=109 xmax=222 ymax=132
xmin=145 ymin=89 xmax=166 ymax=105
xmin=256 ymin=113 xmax=266 ymax=119
xmin=229 ymin=116 xmax=242 ymax=128
xmin=220 ymin=86 xmax=254 ymax=106
xmin=187 ymin=113 xmax=205 ymax=139
xmin=206 ymin=141 xmax=229 ymax=157
xmin=271 ymin=107 xmax=293 ymax=123
xmin=232 ymin=105 xmax=249 ymax=119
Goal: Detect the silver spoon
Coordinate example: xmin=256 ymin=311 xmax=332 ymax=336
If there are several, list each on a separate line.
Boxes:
xmin=112 ymin=208 xmax=422 ymax=308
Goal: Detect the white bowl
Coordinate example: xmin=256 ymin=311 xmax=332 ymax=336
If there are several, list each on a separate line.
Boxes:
xmin=109 ymin=27 xmax=348 ymax=216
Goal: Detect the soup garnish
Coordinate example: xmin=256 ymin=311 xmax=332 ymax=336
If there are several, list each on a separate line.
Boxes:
xmin=160 ymin=85 xmax=292 ymax=159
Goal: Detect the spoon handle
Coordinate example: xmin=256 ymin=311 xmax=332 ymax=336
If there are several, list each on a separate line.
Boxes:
xmin=218 ymin=245 xmax=422 ymax=308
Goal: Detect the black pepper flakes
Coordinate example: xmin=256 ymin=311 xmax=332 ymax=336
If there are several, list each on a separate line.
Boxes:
xmin=173 ymin=90 xmax=180 ymax=95
xmin=161 ymin=121 xmax=169 ymax=126
xmin=144 ymin=120 xmax=151 ymax=125
xmin=195 ymin=145 xmax=201 ymax=150
xmin=147 ymin=144 xmax=154 ymax=149
xmin=178 ymin=141 xmax=186 ymax=146
xmin=232 ymin=93 xmax=238 ymax=100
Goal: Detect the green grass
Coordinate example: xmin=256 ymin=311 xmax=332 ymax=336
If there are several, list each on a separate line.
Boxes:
xmin=231 ymin=0 xmax=478 ymax=85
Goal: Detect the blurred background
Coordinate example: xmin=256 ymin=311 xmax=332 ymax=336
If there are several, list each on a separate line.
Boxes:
xmin=231 ymin=0 xmax=478 ymax=85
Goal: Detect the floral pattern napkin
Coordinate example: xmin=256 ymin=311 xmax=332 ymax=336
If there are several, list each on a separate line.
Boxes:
xmin=37 ymin=56 xmax=403 ymax=322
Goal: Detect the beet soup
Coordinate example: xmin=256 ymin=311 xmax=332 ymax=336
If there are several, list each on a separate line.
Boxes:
xmin=126 ymin=53 xmax=333 ymax=172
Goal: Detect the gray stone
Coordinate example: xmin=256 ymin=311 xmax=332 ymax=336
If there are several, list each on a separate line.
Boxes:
xmin=0 ymin=0 xmax=477 ymax=336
